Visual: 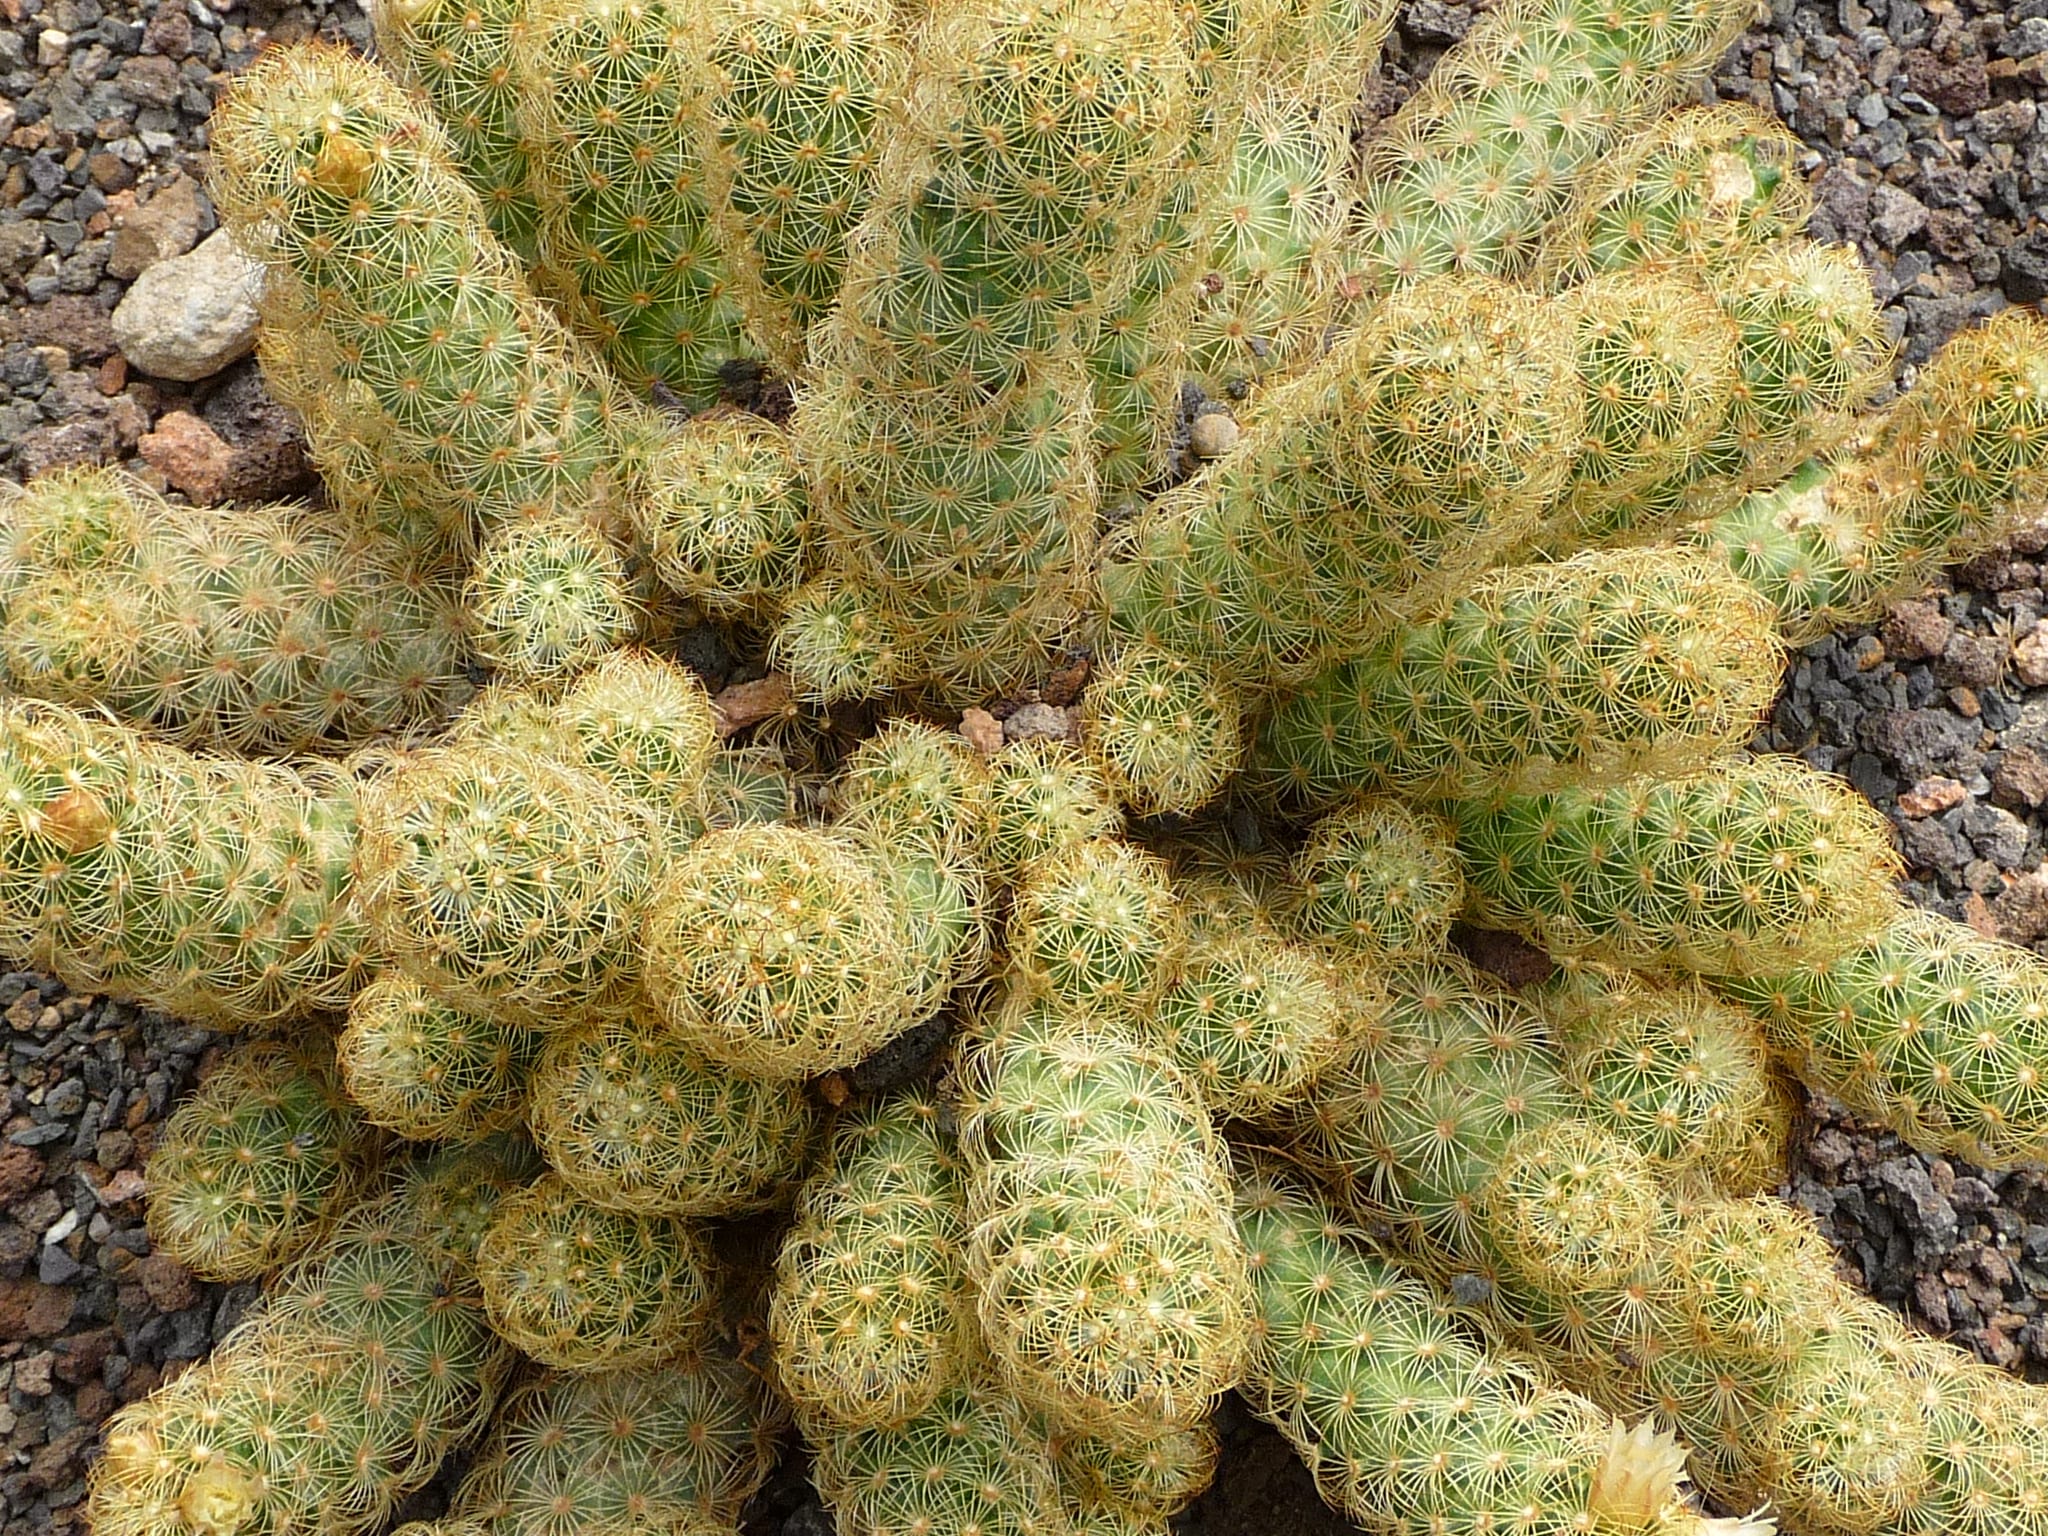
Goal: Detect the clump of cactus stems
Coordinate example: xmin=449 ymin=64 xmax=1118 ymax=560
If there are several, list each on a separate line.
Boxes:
xmin=33 ymin=0 xmax=2048 ymax=1533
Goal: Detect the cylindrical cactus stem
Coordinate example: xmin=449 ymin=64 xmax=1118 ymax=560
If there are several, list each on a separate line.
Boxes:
xmin=771 ymin=1089 xmax=974 ymax=1430
xmin=0 ymin=468 xmax=469 ymax=755
xmin=1717 ymin=902 xmax=2048 ymax=1170
xmin=633 ymin=414 xmax=815 ymax=623
xmin=983 ymin=738 xmax=1124 ymax=887
xmin=0 ymin=701 xmax=374 ymax=1027
xmin=1087 ymin=0 xmax=1398 ymax=489
xmin=88 ymin=1140 xmax=532 ymax=1536
xmin=1452 ymin=755 xmax=1903 ymax=979
xmin=338 ymin=973 xmax=537 ymax=1143
xmin=640 ymin=823 xmax=919 ymax=1077
xmin=1104 ymin=276 xmax=1582 ymax=689
xmin=1532 ymin=962 xmax=1784 ymax=1192
xmin=793 ymin=0 xmax=1197 ymax=699
xmin=474 ymin=1171 xmax=718 ymax=1368
xmin=1006 ymin=839 xmax=1186 ymax=1013
xmin=1251 ymin=547 xmax=1782 ymax=808
xmin=208 ymin=43 xmax=659 ymax=550
xmin=1701 ymin=305 xmax=2048 ymax=642
xmin=1231 ymin=1155 xmax=1768 ymax=1536
xmin=792 ymin=357 xmax=1098 ymax=703
xmin=1282 ymin=795 xmax=1463 ymax=963
xmin=369 ymin=0 xmax=549 ymax=262
xmin=354 ymin=742 xmax=658 ymax=1027
xmin=146 ymin=1037 xmax=379 ymax=1282
xmin=530 ymin=1011 xmax=813 ymax=1214
xmin=828 ymin=0 xmax=1195 ymax=395
xmin=957 ymin=995 xmax=1252 ymax=1438
xmin=1344 ymin=0 xmax=1755 ymax=295
xmin=694 ymin=0 xmax=908 ymax=374
xmin=1531 ymin=103 xmax=1814 ymax=288
xmin=453 ymin=1345 xmax=785 ymax=1535
xmin=805 ymin=1373 xmax=1070 ymax=1536
xmin=517 ymin=0 xmax=759 ymax=402
xmin=1081 ymin=641 xmax=1247 ymax=816
xmin=1168 ymin=0 xmax=1401 ymax=403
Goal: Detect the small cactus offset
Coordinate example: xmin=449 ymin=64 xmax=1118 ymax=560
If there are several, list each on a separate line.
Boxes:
xmin=474 ymin=1171 xmax=718 ymax=1368
xmin=338 ymin=974 xmax=536 ymax=1143
xmin=44 ymin=1 xmax=2048 ymax=1533
xmin=530 ymin=1012 xmax=814 ymax=1214
xmin=146 ymin=1037 xmax=379 ymax=1282
xmin=453 ymin=1344 xmax=784 ymax=1535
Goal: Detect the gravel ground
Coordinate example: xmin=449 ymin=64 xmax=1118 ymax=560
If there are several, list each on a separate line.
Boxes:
xmin=2 ymin=0 xmax=2048 ymax=1529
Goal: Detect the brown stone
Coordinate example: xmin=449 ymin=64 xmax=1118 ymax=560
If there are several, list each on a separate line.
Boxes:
xmin=105 ymin=172 xmax=205 ymax=281
xmin=1882 ymin=598 xmax=1954 ymax=661
xmin=117 ymin=1360 xmax=162 ymax=1404
xmin=2016 ymin=629 xmax=2048 ymax=687
xmin=958 ymin=707 xmax=1003 ymax=756
xmin=711 ymin=673 xmax=793 ymax=735
xmin=134 ymin=1251 xmax=198 ymax=1313
xmin=73 ymin=1380 xmax=111 ymax=1425
xmin=86 ymin=151 xmax=133 ymax=193
xmin=0 ymin=294 xmax=117 ymax=361
xmin=1993 ymin=744 xmax=2048 ymax=810
xmin=94 ymin=1166 xmax=145 ymax=1206
xmin=26 ymin=1280 xmax=74 ymax=1337
xmin=13 ymin=1348 xmax=54 ymax=1396
xmin=24 ymin=1424 xmax=94 ymax=1492
xmin=52 ymin=1327 xmax=115 ymax=1385
xmin=1991 ymin=869 xmax=2048 ymax=945
xmin=0 ymin=1142 xmax=43 ymax=1209
xmin=1905 ymin=47 xmax=1991 ymax=115
xmin=113 ymin=54 xmax=183 ymax=110
xmin=0 ymin=1279 xmax=75 ymax=1339
xmin=140 ymin=3 xmax=191 ymax=55
xmin=1040 ymin=659 xmax=1089 ymax=708
xmin=1897 ymin=776 xmax=1968 ymax=818
xmin=137 ymin=410 xmax=238 ymax=503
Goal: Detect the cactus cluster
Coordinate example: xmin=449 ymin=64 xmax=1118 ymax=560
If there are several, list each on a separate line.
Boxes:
xmin=16 ymin=2 xmax=2048 ymax=1536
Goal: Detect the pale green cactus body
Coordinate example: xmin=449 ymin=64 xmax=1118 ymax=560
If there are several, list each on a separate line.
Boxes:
xmin=1253 ymin=548 xmax=1781 ymax=807
xmin=371 ymin=0 xmax=550 ymax=260
xmin=1453 ymin=756 xmax=1902 ymax=979
xmin=520 ymin=0 xmax=758 ymax=401
xmin=1721 ymin=903 xmax=2048 ymax=1170
xmin=147 ymin=1038 xmax=379 ymax=1283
